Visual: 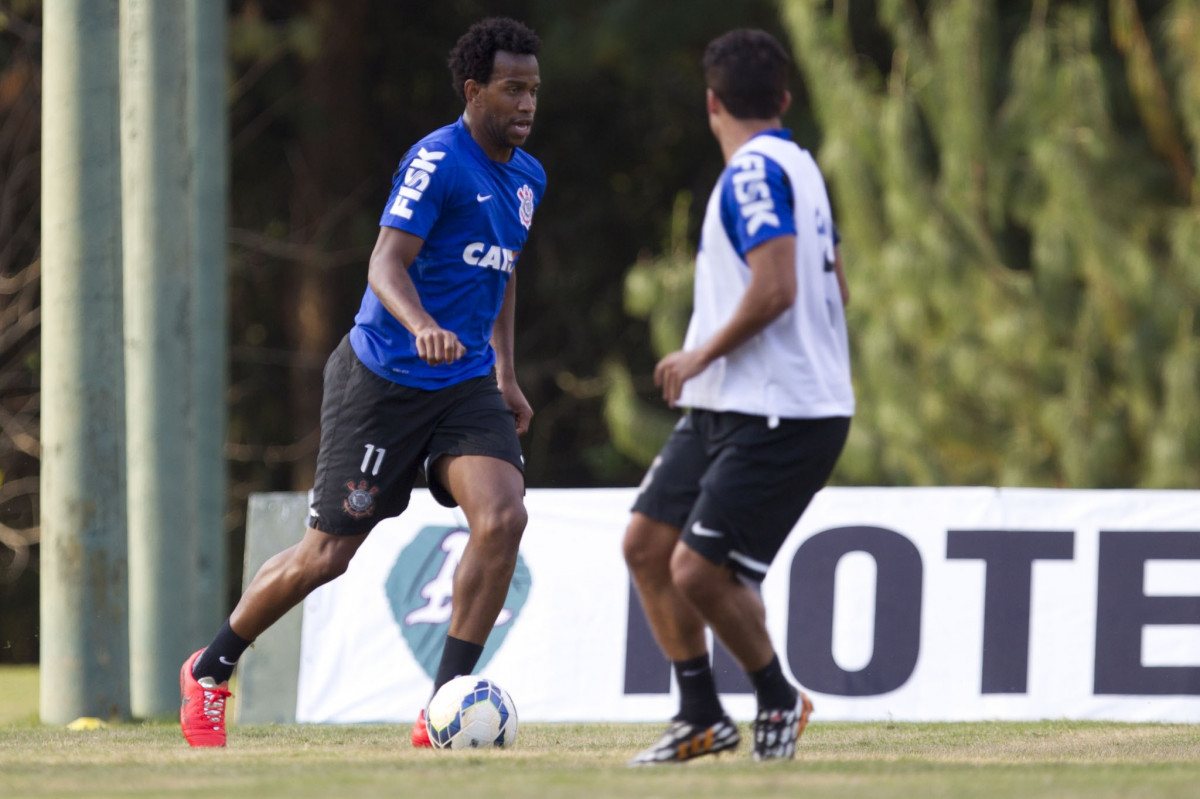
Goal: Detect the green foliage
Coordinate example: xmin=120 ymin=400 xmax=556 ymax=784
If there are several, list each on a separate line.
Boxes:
xmin=603 ymin=192 xmax=694 ymax=465
xmin=623 ymin=192 xmax=696 ymax=357
xmin=761 ymin=0 xmax=1200 ymax=488
xmin=602 ymin=359 xmax=677 ymax=466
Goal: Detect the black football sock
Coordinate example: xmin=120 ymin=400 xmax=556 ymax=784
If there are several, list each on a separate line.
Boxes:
xmin=192 ymin=618 xmax=252 ymax=684
xmin=750 ymin=654 xmax=798 ymax=711
xmin=673 ymin=653 xmax=725 ymax=725
xmin=432 ymin=636 xmax=485 ymax=695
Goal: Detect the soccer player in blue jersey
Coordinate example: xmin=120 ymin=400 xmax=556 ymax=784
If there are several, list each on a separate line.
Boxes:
xmin=180 ymin=17 xmax=545 ymax=749
xmin=624 ymin=29 xmax=854 ymax=765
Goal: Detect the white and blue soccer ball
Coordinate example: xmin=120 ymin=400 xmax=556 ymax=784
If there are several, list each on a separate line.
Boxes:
xmin=426 ymin=675 xmax=518 ymax=749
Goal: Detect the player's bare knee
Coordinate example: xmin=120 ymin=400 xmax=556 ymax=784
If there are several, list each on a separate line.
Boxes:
xmin=497 ymin=502 xmax=528 ymax=540
xmin=623 ymin=525 xmax=671 ymax=577
xmin=468 ymin=502 xmax=527 ymax=552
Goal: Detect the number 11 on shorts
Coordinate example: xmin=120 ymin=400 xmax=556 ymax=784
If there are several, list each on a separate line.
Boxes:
xmin=361 ymin=443 xmax=386 ymax=475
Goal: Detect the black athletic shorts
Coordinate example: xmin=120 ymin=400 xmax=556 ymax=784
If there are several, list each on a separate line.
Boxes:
xmin=631 ymin=410 xmax=850 ymax=583
xmin=308 ymin=334 xmax=525 ymax=535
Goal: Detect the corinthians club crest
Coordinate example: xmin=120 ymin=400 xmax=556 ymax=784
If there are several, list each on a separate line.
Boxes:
xmin=517 ymin=184 xmax=534 ymax=230
xmin=343 ymin=479 xmax=380 ymax=519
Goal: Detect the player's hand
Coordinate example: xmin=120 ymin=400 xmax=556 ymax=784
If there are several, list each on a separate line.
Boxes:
xmin=414 ymin=326 xmax=466 ymax=365
xmin=499 ymin=381 xmax=534 ymax=435
xmin=653 ymin=349 xmax=709 ymax=409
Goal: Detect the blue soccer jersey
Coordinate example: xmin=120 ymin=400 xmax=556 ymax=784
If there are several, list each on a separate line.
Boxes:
xmin=350 ymin=117 xmax=546 ymax=389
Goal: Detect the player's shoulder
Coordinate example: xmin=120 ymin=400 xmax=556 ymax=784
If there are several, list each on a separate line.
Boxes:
xmin=720 ymin=135 xmax=820 ymax=201
xmin=399 ymin=121 xmax=468 ymax=170
xmin=744 ymin=134 xmax=824 ymax=183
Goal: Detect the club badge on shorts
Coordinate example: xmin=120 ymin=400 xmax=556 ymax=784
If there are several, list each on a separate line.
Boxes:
xmin=343 ymin=479 xmax=380 ymax=519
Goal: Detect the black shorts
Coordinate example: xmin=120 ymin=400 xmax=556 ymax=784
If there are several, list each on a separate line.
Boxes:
xmin=308 ymin=335 xmax=525 ymax=535
xmin=632 ymin=410 xmax=850 ymax=583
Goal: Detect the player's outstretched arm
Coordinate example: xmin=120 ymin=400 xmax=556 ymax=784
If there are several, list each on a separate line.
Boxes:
xmin=491 ymin=274 xmax=533 ymax=434
xmin=368 ymin=226 xmax=466 ymax=365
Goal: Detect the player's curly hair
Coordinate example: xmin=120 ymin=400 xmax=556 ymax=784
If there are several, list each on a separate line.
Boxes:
xmin=703 ymin=29 xmax=790 ymax=120
xmin=448 ymin=17 xmax=541 ymax=102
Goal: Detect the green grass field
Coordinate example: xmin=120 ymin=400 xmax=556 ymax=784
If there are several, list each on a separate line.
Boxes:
xmin=3 ymin=666 xmax=1200 ymax=799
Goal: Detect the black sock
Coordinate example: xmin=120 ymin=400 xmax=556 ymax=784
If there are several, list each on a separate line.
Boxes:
xmin=673 ymin=654 xmax=724 ymax=725
xmin=193 ymin=619 xmax=252 ymax=684
xmin=750 ymin=654 xmax=797 ymax=710
xmin=432 ymin=636 xmax=485 ymax=694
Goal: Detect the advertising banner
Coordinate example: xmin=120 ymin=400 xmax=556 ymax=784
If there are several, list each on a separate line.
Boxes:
xmin=295 ymin=487 xmax=1200 ymax=723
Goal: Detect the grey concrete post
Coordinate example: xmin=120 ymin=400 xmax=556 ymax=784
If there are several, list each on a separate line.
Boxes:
xmin=186 ymin=0 xmax=229 ymax=647
xmin=39 ymin=0 xmax=130 ymax=724
xmin=120 ymin=0 xmax=195 ymax=717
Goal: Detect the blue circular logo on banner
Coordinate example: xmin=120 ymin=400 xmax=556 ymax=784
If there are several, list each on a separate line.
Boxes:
xmin=385 ymin=526 xmax=531 ymax=679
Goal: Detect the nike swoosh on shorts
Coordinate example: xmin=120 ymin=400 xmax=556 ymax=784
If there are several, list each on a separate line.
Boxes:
xmin=690 ymin=522 xmax=724 ymax=538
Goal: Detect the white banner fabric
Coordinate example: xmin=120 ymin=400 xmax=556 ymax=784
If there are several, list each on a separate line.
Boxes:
xmin=295 ymin=487 xmax=1200 ymax=723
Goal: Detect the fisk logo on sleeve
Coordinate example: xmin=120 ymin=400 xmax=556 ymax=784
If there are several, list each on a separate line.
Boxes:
xmin=389 ymin=147 xmax=446 ymax=220
xmin=730 ymin=153 xmax=780 ymax=236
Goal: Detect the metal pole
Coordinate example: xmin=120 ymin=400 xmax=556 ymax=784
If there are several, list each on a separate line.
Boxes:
xmin=39 ymin=0 xmax=130 ymax=724
xmin=187 ymin=0 xmax=229 ymax=647
xmin=120 ymin=0 xmax=195 ymax=717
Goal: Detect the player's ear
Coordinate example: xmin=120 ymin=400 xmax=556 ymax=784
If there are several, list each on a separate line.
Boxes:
xmin=780 ymin=90 xmax=792 ymax=117
xmin=706 ymin=87 xmax=720 ymax=116
xmin=464 ymin=78 xmax=484 ymax=106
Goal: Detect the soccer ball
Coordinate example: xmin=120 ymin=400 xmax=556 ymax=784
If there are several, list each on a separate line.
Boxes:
xmin=426 ymin=675 xmax=518 ymax=749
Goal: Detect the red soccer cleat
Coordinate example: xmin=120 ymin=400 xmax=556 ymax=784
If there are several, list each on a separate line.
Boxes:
xmin=180 ymin=649 xmax=232 ymax=748
xmin=411 ymin=708 xmax=432 ymax=748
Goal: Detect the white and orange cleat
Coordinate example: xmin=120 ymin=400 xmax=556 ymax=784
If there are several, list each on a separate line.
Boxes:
xmin=627 ymin=715 xmax=740 ymax=766
xmin=752 ymin=690 xmax=813 ymax=761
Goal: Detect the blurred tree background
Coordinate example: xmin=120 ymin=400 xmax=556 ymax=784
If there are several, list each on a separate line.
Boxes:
xmin=776 ymin=0 xmax=1200 ymax=489
xmin=1 ymin=0 xmax=1198 ymax=662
